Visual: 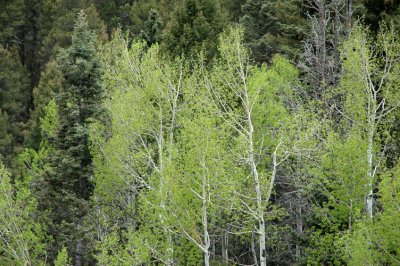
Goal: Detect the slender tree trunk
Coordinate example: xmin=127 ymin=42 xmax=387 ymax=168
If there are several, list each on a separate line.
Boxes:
xmin=75 ymin=218 xmax=83 ymax=266
xmin=346 ymin=0 xmax=353 ymax=36
xmin=221 ymin=228 xmax=228 ymax=264
xmin=317 ymin=0 xmax=326 ymax=87
xmin=333 ymin=1 xmax=341 ymax=88
xmin=366 ymin=117 xmax=375 ymax=218
xmin=295 ymin=203 xmax=302 ymax=259
xmin=245 ymin=93 xmax=266 ymax=266
xmin=158 ymin=117 xmax=174 ymax=266
xmin=251 ymin=230 xmax=259 ymax=266
xmin=202 ymin=171 xmax=210 ymax=266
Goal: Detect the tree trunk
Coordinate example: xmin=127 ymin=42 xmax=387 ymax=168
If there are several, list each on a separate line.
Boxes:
xmin=317 ymin=0 xmax=326 ymax=88
xmin=366 ymin=118 xmax=375 ymax=218
xmin=295 ymin=203 xmax=302 ymax=259
xmin=252 ymin=230 xmax=259 ymax=266
xmin=221 ymin=229 xmax=228 ymax=264
xmin=202 ymin=171 xmax=210 ymax=266
xmin=245 ymin=94 xmax=266 ymax=266
xmin=75 ymin=218 xmax=83 ymax=266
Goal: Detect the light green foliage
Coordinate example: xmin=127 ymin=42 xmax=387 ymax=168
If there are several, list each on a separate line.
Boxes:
xmin=0 ymin=160 xmax=46 ymax=265
xmin=54 ymin=246 xmax=71 ymax=266
xmin=94 ymin=26 xmax=305 ymax=265
xmin=172 ymin=65 xmax=239 ymax=263
xmin=305 ymin=130 xmax=367 ymax=264
xmin=12 ymin=99 xmax=59 ymax=266
xmin=93 ymin=31 xmax=183 ymax=263
xmin=339 ymin=22 xmax=400 ymax=130
xmin=306 ymin=21 xmax=400 ymax=264
xmin=212 ymin=27 xmax=301 ymax=264
xmin=341 ymin=164 xmax=400 ymax=265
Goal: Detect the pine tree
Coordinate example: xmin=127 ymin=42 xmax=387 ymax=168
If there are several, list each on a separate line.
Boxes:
xmin=36 ymin=11 xmax=104 ymax=265
xmin=38 ymin=1 xmax=106 ymax=70
xmin=139 ymin=9 xmax=163 ymax=46
xmin=0 ymin=46 xmax=30 ymax=168
xmin=0 ymin=0 xmax=25 ymax=46
xmin=240 ymin=0 xmax=307 ymax=63
xmin=162 ymin=0 xmax=227 ymax=60
xmin=26 ymin=60 xmax=63 ymax=150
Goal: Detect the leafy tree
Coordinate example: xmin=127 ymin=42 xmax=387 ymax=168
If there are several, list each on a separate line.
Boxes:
xmin=170 ymin=61 xmax=240 ymax=266
xmin=305 ymin=21 xmax=400 ymax=264
xmin=210 ymin=27 xmax=301 ymax=265
xmin=93 ymin=32 xmax=181 ymax=265
xmin=54 ymin=246 xmax=72 ymax=266
xmin=0 ymin=159 xmax=47 ymax=265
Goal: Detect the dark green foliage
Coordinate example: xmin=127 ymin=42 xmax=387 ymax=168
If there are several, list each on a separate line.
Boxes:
xmin=0 ymin=46 xmax=30 ymax=167
xmin=364 ymin=0 xmax=400 ymax=31
xmin=0 ymin=0 xmax=25 ymax=46
xmin=26 ymin=60 xmax=63 ymax=150
xmin=139 ymin=9 xmax=163 ymax=46
xmin=38 ymin=2 xmax=106 ymax=70
xmin=21 ymin=0 xmax=43 ymax=88
xmin=35 ymin=11 xmax=103 ymax=264
xmin=94 ymin=0 xmax=133 ymax=36
xmin=240 ymin=0 xmax=307 ymax=63
xmin=129 ymin=0 xmax=174 ymax=39
xmin=163 ymin=0 xmax=227 ymax=60
xmin=222 ymin=0 xmax=246 ymax=22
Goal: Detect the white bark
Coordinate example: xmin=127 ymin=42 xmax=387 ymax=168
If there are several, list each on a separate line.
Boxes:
xmin=243 ymin=78 xmax=266 ymax=266
xmin=202 ymin=169 xmax=210 ymax=266
xmin=366 ymin=117 xmax=375 ymax=218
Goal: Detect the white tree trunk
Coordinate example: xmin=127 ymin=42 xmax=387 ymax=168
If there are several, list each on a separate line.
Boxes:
xmin=202 ymin=172 xmax=210 ymax=266
xmin=366 ymin=118 xmax=375 ymax=218
xmin=245 ymin=93 xmax=266 ymax=266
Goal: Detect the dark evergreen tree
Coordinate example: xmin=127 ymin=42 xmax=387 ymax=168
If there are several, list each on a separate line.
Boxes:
xmin=93 ymin=0 xmax=133 ymax=37
xmin=128 ymin=0 xmax=174 ymax=41
xmin=0 ymin=0 xmax=25 ymax=47
xmin=26 ymin=60 xmax=63 ymax=150
xmin=38 ymin=1 xmax=106 ymax=71
xmin=222 ymin=0 xmax=246 ymax=22
xmin=162 ymin=0 xmax=227 ymax=60
xmin=36 ymin=11 xmax=103 ymax=265
xmin=0 ymin=46 xmax=30 ymax=168
xmin=139 ymin=9 xmax=163 ymax=46
xmin=21 ymin=0 xmax=43 ymax=88
xmin=240 ymin=0 xmax=307 ymax=63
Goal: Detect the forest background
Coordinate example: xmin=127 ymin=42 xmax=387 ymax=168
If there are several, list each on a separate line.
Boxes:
xmin=2 ymin=0 xmax=400 ymax=265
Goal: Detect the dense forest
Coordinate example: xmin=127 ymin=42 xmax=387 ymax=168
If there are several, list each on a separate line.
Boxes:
xmin=1 ymin=0 xmax=400 ymax=265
